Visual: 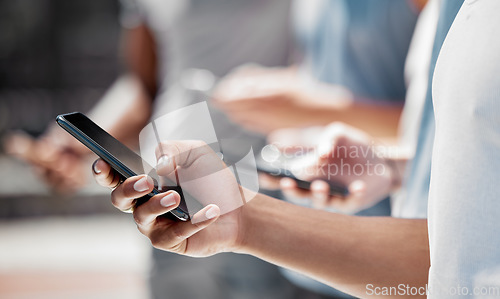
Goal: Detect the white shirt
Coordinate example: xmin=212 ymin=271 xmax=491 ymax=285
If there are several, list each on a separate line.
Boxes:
xmin=429 ymin=0 xmax=500 ymax=296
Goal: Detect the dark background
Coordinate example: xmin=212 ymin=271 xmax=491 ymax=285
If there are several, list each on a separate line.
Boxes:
xmin=0 ymin=0 xmax=122 ymax=138
xmin=0 ymin=4 xmax=151 ymax=297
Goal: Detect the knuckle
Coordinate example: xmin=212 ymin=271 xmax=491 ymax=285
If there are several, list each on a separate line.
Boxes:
xmin=327 ymin=122 xmax=344 ymax=132
xmin=122 ymin=182 xmax=139 ymax=199
xmin=110 ymin=193 xmax=121 ymax=209
xmin=191 ymin=140 xmax=207 ymax=148
xmin=155 ymin=142 xmax=171 ymax=158
xmin=167 ymin=242 xmax=185 ymax=254
xmin=158 ymin=140 xmax=172 ymax=150
xmin=133 ymin=212 xmax=145 ymax=227
xmin=326 ymin=123 xmax=349 ymax=140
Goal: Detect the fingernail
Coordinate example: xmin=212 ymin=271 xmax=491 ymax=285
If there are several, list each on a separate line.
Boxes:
xmin=160 ymin=192 xmax=177 ymax=207
xmin=93 ymin=161 xmax=101 ymax=174
xmin=134 ymin=176 xmax=150 ymax=192
xmin=205 ymin=206 xmax=219 ymax=219
xmin=157 ymin=155 xmax=170 ymax=168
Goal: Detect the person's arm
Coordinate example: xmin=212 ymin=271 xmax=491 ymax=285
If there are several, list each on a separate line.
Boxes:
xmin=213 ymin=66 xmax=402 ymax=139
xmin=271 ymin=123 xmax=409 ymax=212
xmin=5 ymin=24 xmax=158 ymax=193
xmin=89 ymin=23 xmax=157 ymax=147
xmin=92 ymin=140 xmax=430 ymax=299
xmin=240 ymin=195 xmax=429 ymax=298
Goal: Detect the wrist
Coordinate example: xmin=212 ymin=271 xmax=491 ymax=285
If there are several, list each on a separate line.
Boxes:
xmin=232 ymin=192 xmax=260 ymax=254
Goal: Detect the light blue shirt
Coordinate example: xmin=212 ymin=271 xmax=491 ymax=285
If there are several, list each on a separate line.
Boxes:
xmin=395 ymin=0 xmax=464 ymax=219
xmin=294 ymin=0 xmax=417 ymax=103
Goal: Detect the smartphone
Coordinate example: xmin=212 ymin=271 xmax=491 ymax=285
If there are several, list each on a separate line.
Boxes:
xmin=256 ymin=161 xmax=349 ymax=197
xmin=56 ymin=112 xmax=190 ymax=221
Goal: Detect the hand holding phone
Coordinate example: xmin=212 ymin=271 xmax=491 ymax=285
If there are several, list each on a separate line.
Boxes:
xmin=56 ymin=112 xmax=190 ymax=221
xmin=256 ymin=161 xmax=349 ymax=197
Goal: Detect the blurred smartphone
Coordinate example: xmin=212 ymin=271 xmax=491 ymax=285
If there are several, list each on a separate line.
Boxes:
xmin=56 ymin=112 xmax=190 ymax=221
xmin=256 ymin=161 xmax=349 ymax=197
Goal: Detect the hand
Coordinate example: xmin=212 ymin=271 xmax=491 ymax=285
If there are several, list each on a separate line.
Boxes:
xmin=280 ymin=123 xmax=399 ymax=213
xmin=5 ymin=127 xmax=89 ymax=194
xmin=212 ymin=65 xmax=320 ymax=133
xmin=92 ymin=140 xmax=250 ymax=257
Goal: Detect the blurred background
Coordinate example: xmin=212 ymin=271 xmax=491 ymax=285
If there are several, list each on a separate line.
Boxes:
xmin=0 ymin=1 xmax=152 ymax=298
xmin=0 ymin=0 xmax=419 ymax=298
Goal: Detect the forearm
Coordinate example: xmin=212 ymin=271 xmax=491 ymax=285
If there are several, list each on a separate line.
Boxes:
xmin=292 ymin=84 xmax=403 ymax=138
xmin=305 ymin=103 xmax=403 ymax=139
xmin=238 ymin=194 xmax=429 ymax=298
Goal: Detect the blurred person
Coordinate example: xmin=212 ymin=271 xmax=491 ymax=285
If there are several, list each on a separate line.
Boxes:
xmin=278 ymin=0 xmax=464 ymax=219
xmin=213 ymin=0 xmax=423 ymax=140
xmin=6 ymin=0 xmax=434 ymax=298
xmin=272 ymin=0 xmax=467 ymax=295
xmin=7 ymin=0 xmax=301 ymax=298
xmin=91 ymin=1 xmax=500 ymax=295
xmin=272 ymin=0 xmax=441 ymax=213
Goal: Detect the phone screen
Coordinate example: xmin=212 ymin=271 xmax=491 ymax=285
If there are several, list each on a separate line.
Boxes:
xmin=58 ymin=112 xmax=147 ymax=177
xmin=56 ymin=112 xmax=189 ymax=221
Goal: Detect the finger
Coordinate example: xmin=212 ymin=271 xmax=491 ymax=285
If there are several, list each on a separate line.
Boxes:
xmin=212 ymin=96 xmax=259 ymax=110
xmin=310 ymin=180 xmax=330 ymax=209
xmin=133 ymin=191 xmax=181 ymax=229
xmin=349 ymin=180 xmax=366 ymax=194
xmin=110 ymin=175 xmax=154 ymax=212
xmin=42 ymin=168 xmax=69 ymax=193
xmin=147 ymin=204 xmax=220 ymax=253
xmin=280 ymin=177 xmax=312 ymax=198
xmin=4 ymin=131 xmax=39 ymax=164
xmin=155 ymin=140 xmax=209 ymax=167
xmin=92 ymin=159 xmax=120 ymax=188
xmin=328 ymin=181 xmax=367 ymax=213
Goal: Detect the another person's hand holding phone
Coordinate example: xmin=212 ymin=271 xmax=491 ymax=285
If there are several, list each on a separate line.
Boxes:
xmin=279 ymin=123 xmax=402 ymax=213
xmin=5 ymin=125 xmax=90 ymax=193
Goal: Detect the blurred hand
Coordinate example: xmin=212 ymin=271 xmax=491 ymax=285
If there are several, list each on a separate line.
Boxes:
xmin=213 ymin=65 xmax=327 ymax=134
xmin=92 ymin=140 xmax=251 ymax=257
xmin=5 ymin=126 xmax=89 ymax=194
xmin=280 ymin=123 xmax=398 ymax=213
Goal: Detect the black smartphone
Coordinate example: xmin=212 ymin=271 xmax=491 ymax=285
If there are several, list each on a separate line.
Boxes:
xmin=56 ymin=112 xmax=190 ymax=221
xmin=256 ymin=161 xmax=349 ymax=197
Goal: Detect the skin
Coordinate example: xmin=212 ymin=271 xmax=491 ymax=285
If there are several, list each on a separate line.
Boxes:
xmin=212 ymin=65 xmax=403 ymax=138
xmin=272 ymin=123 xmax=409 ymax=212
xmin=6 ymin=24 xmax=157 ymax=193
xmin=92 ymin=140 xmax=430 ymax=299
